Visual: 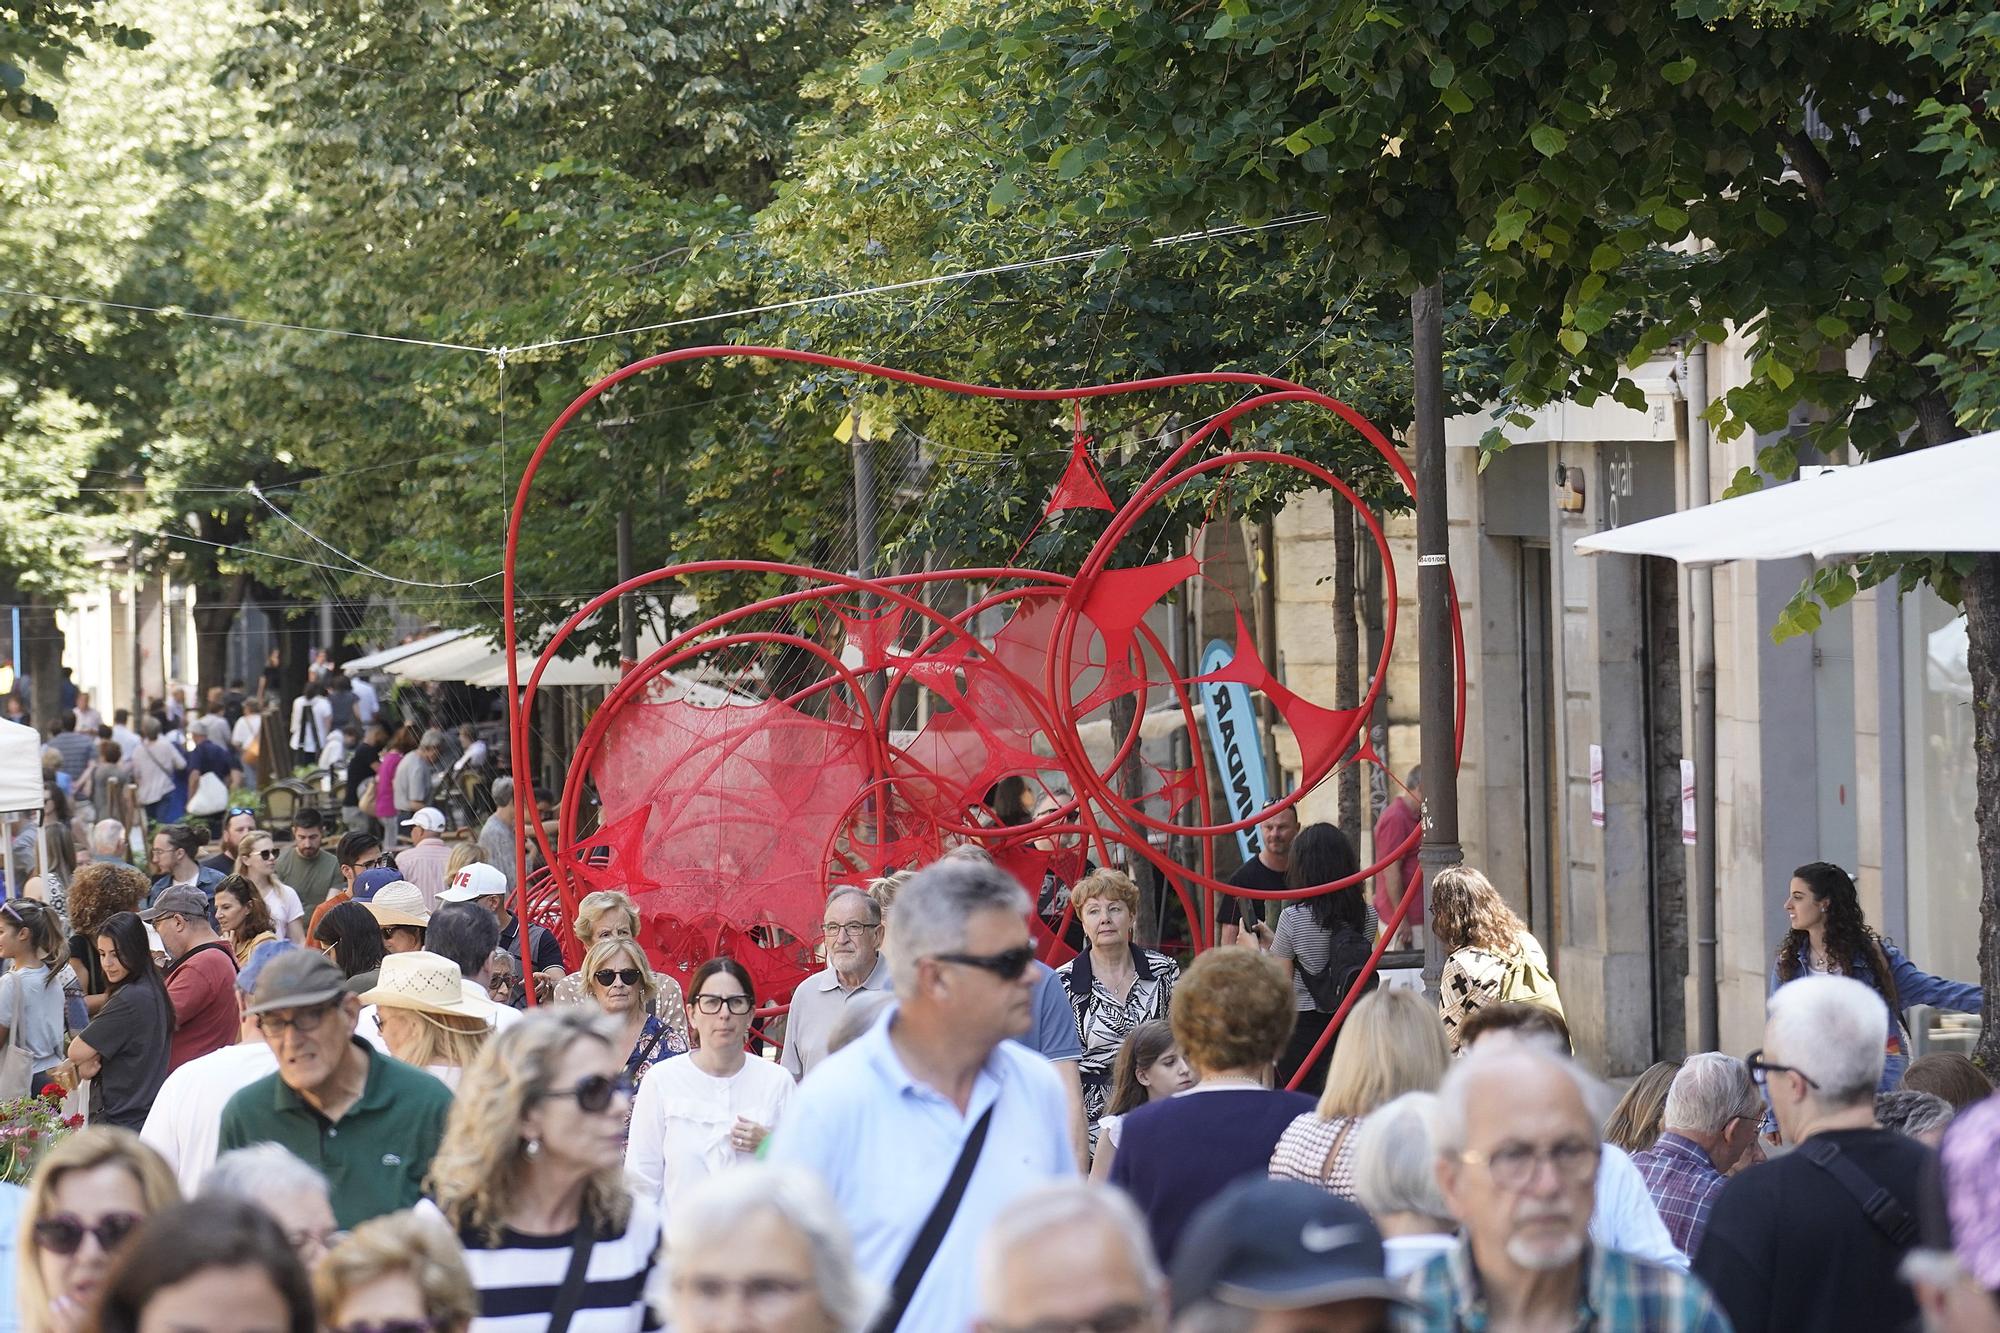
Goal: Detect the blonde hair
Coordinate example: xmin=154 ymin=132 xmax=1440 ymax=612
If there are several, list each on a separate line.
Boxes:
xmin=234 ymin=829 xmax=275 ymax=878
xmin=444 ymin=842 xmax=488 ymax=881
xmin=315 ymin=1210 xmax=478 ymax=1333
xmin=867 ymin=870 xmax=914 ymax=921
xmin=581 ymin=936 xmax=658 ymax=1012
xmin=1070 ymin=867 xmax=1139 ymax=914
xmin=1316 ymin=988 xmax=1452 ymax=1119
xmin=426 ymin=1009 xmax=631 ymax=1244
xmin=18 ymin=1128 xmax=181 ymax=1331
xmin=383 ymin=1007 xmax=492 ymax=1071
xmin=574 ymin=890 xmax=640 ymax=941
xmin=1428 ymin=864 xmax=1529 ymax=954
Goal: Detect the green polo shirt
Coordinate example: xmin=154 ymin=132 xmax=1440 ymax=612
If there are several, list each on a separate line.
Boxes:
xmin=217 ymin=1039 xmax=454 ymax=1229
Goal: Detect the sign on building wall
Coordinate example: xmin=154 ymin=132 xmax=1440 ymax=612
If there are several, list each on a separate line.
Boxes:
xmin=1198 ymin=639 xmax=1271 ymax=862
xmin=1681 ymin=758 xmax=1697 ymax=846
xmin=1589 ymin=744 xmax=1605 ymax=828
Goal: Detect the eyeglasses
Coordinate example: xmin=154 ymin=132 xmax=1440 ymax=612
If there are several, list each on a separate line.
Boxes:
xmin=358 ymin=854 xmax=392 ymax=870
xmin=34 ymin=1212 xmax=143 ymax=1255
xmin=255 ymin=1002 xmax=340 ymax=1038
xmin=1746 ymin=1048 xmax=1820 ymax=1090
xmin=287 ymin=1224 xmax=346 ymax=1258
xmin=821 ymin=921 xmax=878 ymax=938
xmin=330 ymin=1322 xmax=437 ymax=1333
xmin=593 ymin=968 xmax=643 ymax=987
xmin=254 ymin=848 xmax=280 ymax=860
xmin=1456 ymin=1137 xmax=1598 ymax=1190
xmin=692 ymin=993 xmax=753 ymax=1015
xmin=932 ymin=944 xmax=1036 ymax=981
xmin=535 ymin=1072 xmax=633 ymax=1114
xmin=983 ymin=1304 xmax=1157 ymax=1333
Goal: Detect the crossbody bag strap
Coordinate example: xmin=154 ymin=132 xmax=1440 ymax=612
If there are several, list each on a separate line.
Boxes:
xmin=1317 ymin=1115 xmax=1359 ymax=1186
xmin=867 ymin=1105 xmax=996 ymax=1333
xmin=544 ymin=1206 xmax=597 ymax=1333
xmin=1798 ymin=1137 xmax=1917 ymax=1248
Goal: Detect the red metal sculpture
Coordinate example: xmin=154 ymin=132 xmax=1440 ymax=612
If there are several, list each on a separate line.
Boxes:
xmin=501 ymin=347 xmax=1464 ymax=1083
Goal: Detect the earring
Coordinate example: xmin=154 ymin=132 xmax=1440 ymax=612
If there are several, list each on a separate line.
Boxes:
xmin=523 ymin=1136 xmax=542 ymax=1159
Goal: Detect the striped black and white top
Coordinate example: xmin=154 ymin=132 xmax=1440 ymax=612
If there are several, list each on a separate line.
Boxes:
xmin=414 ymin=1195 xmax=663 ymax=1333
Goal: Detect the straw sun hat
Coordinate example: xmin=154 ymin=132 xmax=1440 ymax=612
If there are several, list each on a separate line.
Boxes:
xmin=359 ymin=950 xmax=501 ymax=1023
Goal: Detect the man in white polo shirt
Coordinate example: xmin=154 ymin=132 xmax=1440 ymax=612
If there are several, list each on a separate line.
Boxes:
xmin=766 ymin=858 xmax=1075 ymax=1333
xmin=780 ymin=886 xmax=893 ymax=1080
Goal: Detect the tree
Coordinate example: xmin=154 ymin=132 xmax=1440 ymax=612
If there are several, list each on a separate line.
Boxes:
xmin=0 ymin=1 xmax=147 ymax=124
xmin=871 ymin=0 xmax=2000 ymax=1059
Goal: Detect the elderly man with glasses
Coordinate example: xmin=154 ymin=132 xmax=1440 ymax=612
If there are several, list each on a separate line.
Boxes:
xmin=1630 ymin=1054 xmax=1764 ymax=1257
xmin=778 ymin=886 xmax=892 ymax=1081
xmin=217 ymin=949 xmax=454 ymax=1229
xmin=766 ymin=857 xmax=1075 ymax=1333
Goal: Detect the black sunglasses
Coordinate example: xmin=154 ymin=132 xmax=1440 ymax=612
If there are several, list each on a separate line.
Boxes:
xmin=593 ymin=968 xmax=643 ymax=987
xmin=1745 ymin=1048 xmax=1820 ymax=1090
xmin=933 ymin=944 xmax=1037 ymax=981
xmin=35 ymin=1212 xmax=142 ymax=1256
xmin=536 ymin=1072 xmax=634 ymax=1114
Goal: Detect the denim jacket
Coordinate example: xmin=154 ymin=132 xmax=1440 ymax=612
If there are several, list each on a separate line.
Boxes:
xmin=1766 ymin=937 xmax=1979 ymax=1102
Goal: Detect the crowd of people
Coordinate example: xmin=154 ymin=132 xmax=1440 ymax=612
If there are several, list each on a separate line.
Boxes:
xmin=0 ymin=784 xmax=1990 ymax=1333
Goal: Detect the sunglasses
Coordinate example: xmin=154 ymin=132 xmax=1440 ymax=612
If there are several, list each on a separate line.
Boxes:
xmin=227 ymin=806 xmax=256 ymax=817
xmin=254 ymin=848 xmax=280 ymax=860
xmin=692 ymin=993 xmax=753 ymax=1015
xmin=535 ymin=1072 xmax=633 ymax=1114
xmin=933 ymin=944 xmax=1036 ymax=981
xmin=593 ymin=968 xmax=643 ymax=987
xmin=35 ymin=1212 xmax=142 ymax=1256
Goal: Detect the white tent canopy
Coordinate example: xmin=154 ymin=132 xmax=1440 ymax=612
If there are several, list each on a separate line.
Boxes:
xmin=344 ymin=628 xmax=470 ymax=672
xmin=0 ymin=718 xmax=41 ymax=813
xmin=1575 ymin=431 xmax=2000 ymax=564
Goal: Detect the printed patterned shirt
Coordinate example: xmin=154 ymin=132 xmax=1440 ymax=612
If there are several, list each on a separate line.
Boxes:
xmin=1054 ymin=945 xmax=1177 ymax=1131
xmin=1396 ymin=1241 xmax=1732 ymax=1333
xmin=1630 ymin=1131 xmax=1729 ymax=1258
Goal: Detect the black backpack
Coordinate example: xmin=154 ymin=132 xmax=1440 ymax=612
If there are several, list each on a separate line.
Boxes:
xmin=1297 ymin=925 xmax=1379 ymax=1013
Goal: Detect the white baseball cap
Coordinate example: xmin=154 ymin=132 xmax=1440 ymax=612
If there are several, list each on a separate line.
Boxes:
xmin=438 ymin=861 xmax=508 ymax=903
xmin=401 ymin=807 xmax=447 ymax=832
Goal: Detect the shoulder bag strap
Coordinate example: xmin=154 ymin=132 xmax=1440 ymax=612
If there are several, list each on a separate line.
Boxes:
xmin=1317 ymin=1115 xmax=1359 ymax=1187
xmin=868 ymin=1105 xmax=996 ymax=1333
xmin=544 ymin=1207 xmax=597 ymax=1333
xmin=1798 ymin=1137 xmax=1918 ymax=1248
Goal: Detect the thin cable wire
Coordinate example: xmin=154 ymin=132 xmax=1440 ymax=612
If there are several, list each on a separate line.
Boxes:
xmin=0 ymin=286 xmax=492 ymax=354
xmin=244 ymin=483 xmax=503 ymax=588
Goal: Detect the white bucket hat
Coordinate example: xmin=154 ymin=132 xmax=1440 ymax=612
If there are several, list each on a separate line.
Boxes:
xmin=359 ymin=950 xmax=501 ymax=1024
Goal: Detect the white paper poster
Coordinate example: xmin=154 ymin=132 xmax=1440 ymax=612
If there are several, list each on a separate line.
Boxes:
xmin=1681 ymin=758 xmax=1697 ymax=845
xmin=1589 ymin=744 xmax=1605 ymax=828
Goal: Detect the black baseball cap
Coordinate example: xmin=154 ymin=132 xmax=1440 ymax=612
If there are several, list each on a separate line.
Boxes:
xmin=1170 ymin=1178 xmax=1415 ymax=1314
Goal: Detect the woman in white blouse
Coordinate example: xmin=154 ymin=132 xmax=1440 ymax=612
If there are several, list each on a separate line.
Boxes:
xmin=625 ymin=956 xmax=792 ymax=1221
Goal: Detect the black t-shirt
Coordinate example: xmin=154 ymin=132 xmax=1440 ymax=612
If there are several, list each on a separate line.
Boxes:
xmin=344 ymin=741 xmax=381 ymax=807
xmin=1220 ymin=857 xmax=1286 ymax=931
xmin=1693 ymin=1127 xmax=1930 ymax=1333
xmin=79 ymin=978 xmax=174 ymax=1131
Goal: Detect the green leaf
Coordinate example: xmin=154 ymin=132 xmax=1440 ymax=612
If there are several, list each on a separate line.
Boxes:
xmin=1558 ymin=328 xmax=1587 ymax=355
xmin=1430 ymin=58 xmax=1456 ymax=89
xmin=1815 ymin=315 xmax=1849 ymax=340
xmin=1652 ymin=204 xmax=1688 ymax=232
xmin=1203 ymin=12 xmax=1234 ymax=39
xmin=1661 ymin=58 xmax=1697 ymax=85
xmin=1440 ymin=85 xmax=1474 ymax=114
xmin=1530 ymin=125 xmax=1568 ymax=157
xmin=1754 ymin=206 xmax=1786 ymax=236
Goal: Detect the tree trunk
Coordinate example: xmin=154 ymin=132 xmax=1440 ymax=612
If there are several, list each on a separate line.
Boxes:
xmin=1964 ymin=555 xmax=2000 ymax=1072
xmin=190 ymin=571 xmax=247 ymax=702
xmin=23 ymin=597 xmax=64 ymax=736
xmin=1333 ymin=506 xmax=1361 ymax=845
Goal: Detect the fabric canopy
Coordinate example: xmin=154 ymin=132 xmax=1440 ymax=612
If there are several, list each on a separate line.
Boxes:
xmin=344 ymin=628 xmax=469 ymax=672
xmin=1574 ymin=431 xmax=2000 ymax=564
xmin=0 ymin=718 xmax=42 ymax=813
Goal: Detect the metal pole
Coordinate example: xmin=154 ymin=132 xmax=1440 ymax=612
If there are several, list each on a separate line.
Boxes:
xmin=1257 ymin=517 xmax=1282 ymax=794
xmin=1413 ymin=283 xmax=1461 ymax=995
xmin=616 ymin=506 xmax=637 ymax=661
xmin=852 ymin=410 xmax=879 ymax=583
xmin=1682 ymin=345 xmax=1720 ymax=1050
xmin=127 ymin=536 xmax=143 ymax=719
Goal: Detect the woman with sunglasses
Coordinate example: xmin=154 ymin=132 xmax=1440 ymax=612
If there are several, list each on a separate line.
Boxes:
xmin=90 ymin=1196 xmax=316 ymax=1333
xmin=65 ymin=912 xmax=173 ymax=1130
xmin=626 ymin=957 xmax=794 ymax=1220
xmin=578 ymin=936 xmax=688 ymax=1096
xmin=554 ymin=892 xmax=691 ymax=1047
xmin=0 ymin=898 xmax=71 ymax=1083
xmin=314 ymin=1210 xmax=478 ymax=1333
xmin=17 ymin=1126 xmax=180 ymax=1333
xmin=236 ymin=829 xmax=307 ymax=946
xmin=421 ymin=1009 xmax=662 ymax=1330
xmin=314 ymin=899 xmax=388 ymax=993
xmin=215 ymin=875 xmax=280 ymax=968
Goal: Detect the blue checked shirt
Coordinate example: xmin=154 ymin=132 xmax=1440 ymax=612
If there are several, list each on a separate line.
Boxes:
xmin=1395 ymin=1241 xmax=1734 ymax=1332
xmin=1630 ymin=1132 xmax=1729 ymax=1257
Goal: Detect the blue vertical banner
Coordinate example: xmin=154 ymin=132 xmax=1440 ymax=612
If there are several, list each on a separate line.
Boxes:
xmin=1197 ymin=638 xmax=1271 ymax=862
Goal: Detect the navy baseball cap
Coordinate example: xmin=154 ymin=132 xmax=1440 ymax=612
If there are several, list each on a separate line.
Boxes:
xmin=353 ymin=867 xmax=402 ymax=902
xmin=1169 ymin=1178 xmax=1414 ymax=1314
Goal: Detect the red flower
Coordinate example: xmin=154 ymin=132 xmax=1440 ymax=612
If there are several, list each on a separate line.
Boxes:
xmin=62 ymin=1115 xmax=83 ymax=1130
xmin=37 ymin=1084 xmax=63 ymax=1102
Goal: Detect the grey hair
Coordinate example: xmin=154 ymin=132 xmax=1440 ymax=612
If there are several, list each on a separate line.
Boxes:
xmin=1434 ymin=1040 xmax=1604 ymax=1157
xmin=1766 ymin=974 xmax=1888 ymax=1106
xmin=1352 ymin=1092 xmax=1452 ymax=1224
xmin=201 ymin=1144 xmax=331 ymax=1206
xmin=976 ymin=1182 xmax=1162 ymax=1319
xmin=90 ymin=819 xmax=126 ymax=857
xmin=665 ymin=1164 xmax=876 ymax=1333
xmin=491 ymin=776 xmax=515 ymax=805
xmin=886 ymin=858 xmax=1031 ymax=994
xmin=1662 ymin=1053 xmax=1761 ymax=1136
xmin=420 ymin=728 xmax=445 ymax=749
xmin=139 ymin=715 xmax=161 ymax=740
xmin=1876 ymin=1089 xmax=1955 ymax=1140
xmin=823 ymin=886 xmax=882 ymax=928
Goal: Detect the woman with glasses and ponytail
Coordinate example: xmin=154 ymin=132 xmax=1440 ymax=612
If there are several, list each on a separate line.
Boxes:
xmin=18 ymin=1126 xmax=180 ymax=1333
xmin=577 ymin=935 xmax=689 ymax=1098
xmin=625 ymin=956 xmax=794 ymax=1220
xmin=420 ymin=1008 xmax=662 ymax=1331
xmin=0 ymin=898 xmax=71 ymax=1082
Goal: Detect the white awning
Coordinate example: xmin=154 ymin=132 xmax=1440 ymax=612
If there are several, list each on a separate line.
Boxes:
xmin=344 ymin=629 xmax=469 ymax=671
xmin=0 ymin=718 xmax=41 ymax=813
xmin=1574 ymin=431 xmax=2000 ymax=564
